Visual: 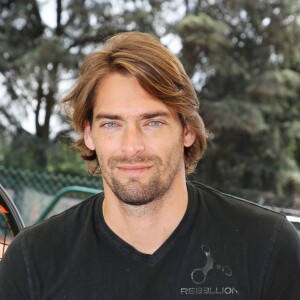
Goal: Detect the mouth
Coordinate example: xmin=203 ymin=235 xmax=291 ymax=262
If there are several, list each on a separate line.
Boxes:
xmin=117 ymin=164 xmax=153 ymax=177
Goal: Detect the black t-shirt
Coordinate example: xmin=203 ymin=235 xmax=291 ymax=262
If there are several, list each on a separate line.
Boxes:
xmin=0 ymin=182 xmax=299 ymax=299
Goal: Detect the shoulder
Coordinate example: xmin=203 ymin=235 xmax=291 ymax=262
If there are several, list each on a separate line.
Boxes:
xmin=188 ymin=182 xmax=300 ymax=275
xmin=188 ymin=181 xmax=295 ymax=240
xmin=190 ymin=181 xmax=284 ymax=219
xmin=14 ymin=192 xmax=103 ymax=248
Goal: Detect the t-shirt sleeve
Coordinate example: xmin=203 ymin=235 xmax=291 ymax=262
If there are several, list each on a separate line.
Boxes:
xmin=0 ymin=234 xmax=32 ymax=300
xmin=261 ymin=217 xmax=300 ymax=300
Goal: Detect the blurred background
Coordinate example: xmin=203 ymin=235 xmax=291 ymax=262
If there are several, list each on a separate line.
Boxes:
xmin=1 ymin=0 xmax=300 ymax=225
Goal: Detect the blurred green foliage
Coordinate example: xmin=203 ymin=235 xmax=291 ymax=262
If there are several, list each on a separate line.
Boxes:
xmin=0 ymin=0 xmax=300 ymax=207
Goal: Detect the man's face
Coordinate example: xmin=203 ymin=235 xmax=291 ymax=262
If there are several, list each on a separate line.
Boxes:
xmin=84 ymin=73 xmax=196 ymax=206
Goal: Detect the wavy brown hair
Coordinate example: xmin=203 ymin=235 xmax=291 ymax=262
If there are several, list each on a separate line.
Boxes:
xmin=62 ymin=32 xmax=207 ymax=176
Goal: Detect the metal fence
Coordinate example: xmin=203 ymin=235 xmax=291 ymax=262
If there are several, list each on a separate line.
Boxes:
xmin=1 ymin=165 xmax=300 ymax=231
xmin=0 ymin=165 xmax=103 ymax=225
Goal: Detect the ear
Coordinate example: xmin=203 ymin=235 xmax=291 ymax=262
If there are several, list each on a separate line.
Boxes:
xmin=183 ymin=123 xmax=196 ymax=147
xmin=84 ymin=122 xmax=95 ymax=151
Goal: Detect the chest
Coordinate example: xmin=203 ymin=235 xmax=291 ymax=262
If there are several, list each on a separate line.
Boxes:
xmin=36 ymin=239 xmax=256 ymax=300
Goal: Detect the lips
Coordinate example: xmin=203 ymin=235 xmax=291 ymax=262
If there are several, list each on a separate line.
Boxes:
xmin=117 ymin=164 xmax=153 ymax=176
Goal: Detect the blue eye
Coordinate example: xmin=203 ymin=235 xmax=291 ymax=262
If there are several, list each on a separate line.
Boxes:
xmin=148 ymin=121 xmax=162 ymax=127
xmin=103 ymin=122 xmax=118 ymax=128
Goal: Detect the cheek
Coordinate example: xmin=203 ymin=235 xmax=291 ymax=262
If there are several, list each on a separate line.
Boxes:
xmin=159 ymin=137 xmax=185 ymax=161
xmin=93 ymin=138 xmax=119 ymax=160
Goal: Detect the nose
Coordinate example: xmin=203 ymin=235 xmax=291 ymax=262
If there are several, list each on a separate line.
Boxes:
xmin=120 ymin=124 xmax=145 ymax=156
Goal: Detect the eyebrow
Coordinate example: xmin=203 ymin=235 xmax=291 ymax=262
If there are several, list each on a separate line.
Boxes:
xmin=140 ymin=111 xmax=172 ymax=120
xmin=94 ymin=111 xmax=172 ymax=121
xmin=94 ymin=113 xmax=122 ymax=121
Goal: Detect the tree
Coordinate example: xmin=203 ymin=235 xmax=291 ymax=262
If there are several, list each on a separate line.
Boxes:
xmin=176 ymin=0 xmax=300 ymax=206
xmin=0 ymin=0 xmax=164 ymax=172
xmin=2 ymin=0 xmax=300 ymax=207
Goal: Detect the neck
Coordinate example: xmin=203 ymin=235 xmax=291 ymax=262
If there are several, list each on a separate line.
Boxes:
xmin=102 ymin=176 xmax=188 ymax=254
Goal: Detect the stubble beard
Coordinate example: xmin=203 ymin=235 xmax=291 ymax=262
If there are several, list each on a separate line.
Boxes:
xmin=101 ymin=154 xmax=183 ymax=207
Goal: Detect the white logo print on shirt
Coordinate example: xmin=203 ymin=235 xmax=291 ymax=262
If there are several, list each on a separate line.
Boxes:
xmin=180 ymin=245 xmax=239 ymax=296
xmin=191 ymin=245 xmax=232 ymax=284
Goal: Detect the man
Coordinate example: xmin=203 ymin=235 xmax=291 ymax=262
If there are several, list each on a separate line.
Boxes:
xmin=0 ymin=32 xmax=299 ymax=299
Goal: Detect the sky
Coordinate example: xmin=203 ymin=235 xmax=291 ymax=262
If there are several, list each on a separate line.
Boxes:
xmin=38 ymin=0 xmax=57 ymax=28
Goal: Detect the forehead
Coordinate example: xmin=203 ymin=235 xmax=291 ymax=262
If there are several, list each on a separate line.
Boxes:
xmin=93 ymin=72 xmax=176 ymax=118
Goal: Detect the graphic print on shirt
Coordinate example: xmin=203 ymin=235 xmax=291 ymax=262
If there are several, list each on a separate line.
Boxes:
xmin=191 ymin=245 xmax=232 ymax=284
xmin=180 ymin=245 xmax=239 ymax=296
